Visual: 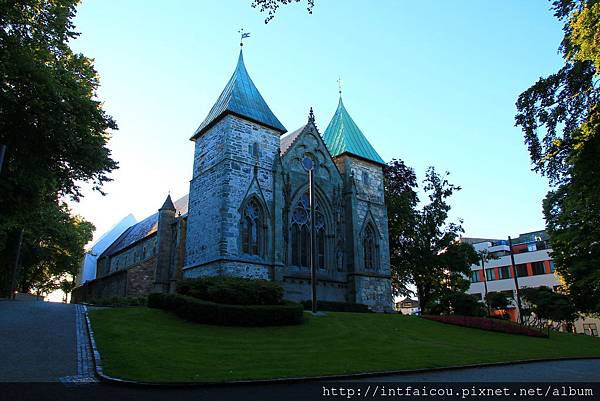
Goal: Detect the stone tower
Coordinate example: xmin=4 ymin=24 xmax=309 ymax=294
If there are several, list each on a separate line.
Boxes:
xmin=183 ymin=50 xmax=287 ymax=279
xmin=322 ymin=96 xmax=393 ymax=312
xmin=153 ymin=194 xmax=176 ymax=293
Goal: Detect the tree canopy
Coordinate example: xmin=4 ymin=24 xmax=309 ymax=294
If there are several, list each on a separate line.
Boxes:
xmin=251 ymin=0 xmax=315 ymax=23
xmin=384 ymin=160 xmax=479 ymax=313
xmin=0 ymin=0 xmax=116 ymax=297
xmin=515 ymin=0 xmax=599 ymax=315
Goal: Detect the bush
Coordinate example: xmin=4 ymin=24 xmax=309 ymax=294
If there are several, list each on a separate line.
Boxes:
xmin=422 ymin=315 xmax=548 ymax=338
xmin=301 ymin=300 xmax=371 ymax=313
xmin=148 ymin=293 xmax=304 ymax=326
xmin=427 ymin=292 xmax=486 ymax=317
xmin=86 ymin=296 xmax=146 ymax=307
xmin=176 ymin=277 xmax=284 ymax=306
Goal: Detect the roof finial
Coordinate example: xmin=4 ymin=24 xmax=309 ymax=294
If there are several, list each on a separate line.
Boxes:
xmin=238 ymin=27 xmax=250 ymax=47
xmin=308 ymin=107 xmax=315 ymax=123
xmin=337 ymin=77 xmax=343 ymax=97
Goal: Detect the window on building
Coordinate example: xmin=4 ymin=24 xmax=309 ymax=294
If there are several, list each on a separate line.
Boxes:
xmin=363 ymin=223 xmax=379 ymax=270
xmin=498 ymin=266 xmax=511 ymax=280
xmin=470 ymin=271 xmax=481 ymax=283
xmin=362 ymin=171 xmax=370 ymax=186
xmin=532 ymin=261 xmax=546 ymax=275
xmin=291 ymin=193 xmax=326 ymax=268
xmin=550 ymin=261 xmax=556 ymax=273
xmin=584 ymin=323 xmax=598 ymax=337
xmin=241 ymin=198 xmax=264 ymax=256
xmin=485 ymin=268 xmax=495 ymax=281
xmin=516 ymin=264 xmax=528 ymax=277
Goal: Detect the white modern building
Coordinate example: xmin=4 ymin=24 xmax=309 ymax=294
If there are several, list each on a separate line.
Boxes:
xmin=77 ymin=214 xmax=137 ymax=285
xmin=463 ymin=230 xmax=599 ymax=337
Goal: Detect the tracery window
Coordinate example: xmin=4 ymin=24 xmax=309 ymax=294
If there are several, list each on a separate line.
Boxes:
xmin=363 ymin=223 xmax=378 ymax=270
xmin=291 ymin=193 xmax=326 ymax=268
xmin=241 ymin=199 xmax=263 ymax=256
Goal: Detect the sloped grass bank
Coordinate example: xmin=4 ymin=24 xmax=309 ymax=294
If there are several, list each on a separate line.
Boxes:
xmin=88 ymin=307 xmax=600 ymax=383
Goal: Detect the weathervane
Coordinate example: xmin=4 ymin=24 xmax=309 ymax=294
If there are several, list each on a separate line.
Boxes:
xmin=238 ymin=27 xmax=250 ymax=47
xmin=337 ymin=77 xmax=343 ymax=96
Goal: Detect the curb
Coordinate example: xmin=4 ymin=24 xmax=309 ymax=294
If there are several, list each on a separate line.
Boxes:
xmin=83 ymin=310 xmax=600 ymax=388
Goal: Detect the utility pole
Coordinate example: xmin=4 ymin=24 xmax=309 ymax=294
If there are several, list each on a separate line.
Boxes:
xmin=508 ymin=236 xmax=523 ymax=324
xmin=480 ymin=253 xmax=490 ymax=317
xmin=309 ymin=168 xmax=317 ymax=313
xmin=0 ymin=144 xmax=6 ymax=175
xmin=9 ymin=228 xmax=24 ymax=300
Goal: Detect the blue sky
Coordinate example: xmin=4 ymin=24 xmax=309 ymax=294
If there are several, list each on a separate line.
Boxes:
xmin=69 ymin=0 xmax=564 ymax=243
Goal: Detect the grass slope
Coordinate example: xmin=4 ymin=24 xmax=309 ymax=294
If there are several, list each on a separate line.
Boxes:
xmin=89 ymin=307 xmax=600 ymax=383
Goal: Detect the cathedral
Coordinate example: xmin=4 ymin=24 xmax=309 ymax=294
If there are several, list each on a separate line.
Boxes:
xmin=75 ymin=49 xmax=393 ymax=312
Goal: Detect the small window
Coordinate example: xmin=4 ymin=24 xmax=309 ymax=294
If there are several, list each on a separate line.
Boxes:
xmin=516 ymin=264 xmax=528 ymax=277
xmin=249 ymin=142 xmax=259 ymax=159
xmin=498 ymin=266 xmax=511 ymax=280
xmin=532 ymin=261 xmax=546 ymax=275
xmin=584 ymin=323 xmax=598 ymax=337
xmin=363 ymin=224 xmax=378 ymax=270
xmin=485 ymin=268 xmax=495 ymax=281
xmin=362 ymin=171 xmax=370 ymax=186
xmin=550 ymin=261 xmax=556 ymax=273
xmin=470 ymin=271 xmax=480 ymax=283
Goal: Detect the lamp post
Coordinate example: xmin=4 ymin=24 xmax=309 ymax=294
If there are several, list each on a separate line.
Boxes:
xmin=480 ymin=253 xmax=490 ymax=316
xmin=508 ymin=236 xmax=523 ymax=324
xmin=309 ymin=168 xmax=317 ymax=313
xmin=0 ymin=144 xmax=6 ymax=175
xmin=303 ymin=155 xmax=317 ymax=313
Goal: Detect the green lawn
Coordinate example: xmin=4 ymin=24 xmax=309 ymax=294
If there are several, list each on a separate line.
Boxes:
xmin=88 ymin=307 xmax=600 ymax=383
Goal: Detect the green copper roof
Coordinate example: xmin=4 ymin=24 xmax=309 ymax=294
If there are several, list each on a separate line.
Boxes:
xmin=191 ymin=50 xmax=286 ymax=140
xmin=322 ymin=97 xmax=385 ymax=165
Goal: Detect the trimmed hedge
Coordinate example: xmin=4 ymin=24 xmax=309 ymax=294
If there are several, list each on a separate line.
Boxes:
xmin=86 ymin=296 xmax=146 ymax=307
xmin=176 ymin=277 xmax=284 ymax=306
xmin=423 ymin=315 xmax=548 ymax=338
xmin=148 ymin=293 xmax=304 ymax=326
xmin=301 ymin=300 xmax=372 ymax=313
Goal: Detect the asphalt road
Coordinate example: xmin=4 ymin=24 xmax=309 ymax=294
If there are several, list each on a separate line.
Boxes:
xmin=0 ymin=299 xmax=77 ymax=381
xmin=348 ymin=358 xmax=600 ymax=382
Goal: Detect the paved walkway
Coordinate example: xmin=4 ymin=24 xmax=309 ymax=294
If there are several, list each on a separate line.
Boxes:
xmin=0 ymin=299 xmax=95 ymax=382
xmin=348 ymin=358 xmax=600 ymax=382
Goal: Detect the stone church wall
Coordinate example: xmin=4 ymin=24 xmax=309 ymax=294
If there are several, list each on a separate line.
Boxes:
xmin=126 ymin=257 xmax=156 ymax=297
xmin=184 ymin=115 xmax=280 ymax=278
xmin=281 ymin=278 xmax=347 ymax=303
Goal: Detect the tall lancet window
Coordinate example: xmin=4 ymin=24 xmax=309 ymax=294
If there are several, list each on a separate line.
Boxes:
xmin=363 ymin=223 xmax=378 ymax=270
xmin=291 ymin=193 xmax=326 ymax=268
xmin=242 ymin=199 xmax=263 ymax=256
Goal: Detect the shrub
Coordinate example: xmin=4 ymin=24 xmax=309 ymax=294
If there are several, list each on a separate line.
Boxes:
xmin=301 ymin=300 xmax=371 ymax=313
xmin=422 ymin=315 xmax=548 ymax=338
xmin=148 ymin=293 xmax=304 ymax=326
xmin=428 ymin=292 xmax=486 ymax=317
xmin=86 ymin=296 xmax=146 ymax=307
xmin=176 ymin=277 xmax=284 ymax=306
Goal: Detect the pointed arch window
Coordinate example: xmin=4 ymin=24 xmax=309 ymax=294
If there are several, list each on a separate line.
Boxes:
xmin=363 ymin=223 xmax=379 ymax=270
xmin=291 ymin=193 xmax=326 ymax=268
xmin=241 ymin=198 xmax=264 ymax=256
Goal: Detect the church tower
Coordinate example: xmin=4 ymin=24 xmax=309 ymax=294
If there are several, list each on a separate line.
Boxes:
xmin=183 ymin=50 xmax=287 ymax=279
xmin=323 ymin=96 xmax=393 ymax=312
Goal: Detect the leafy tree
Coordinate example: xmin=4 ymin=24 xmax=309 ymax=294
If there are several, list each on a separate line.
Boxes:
xmin=515 ymin=0 xmax=599 ymax=315
xmin=0 ymin=0 xmax=115 ymax=295
xmin=485 ymin=292 xmax=512 ymax=319
xmin=14 ymin=201 xmax=94 ymax=298
xmin=385 ymin=161 xmax=479 ymax=312
xmin=251 ymin=0 xmax=315 ymax=23
xmin=430 ymin=291 xmax=486 ymax=317
xmin=521 ymin=286 xmax=579 ymax=329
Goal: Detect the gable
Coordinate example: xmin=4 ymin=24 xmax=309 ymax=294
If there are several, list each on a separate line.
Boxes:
xmin=280 ymin=122 xmax=342 ymax=183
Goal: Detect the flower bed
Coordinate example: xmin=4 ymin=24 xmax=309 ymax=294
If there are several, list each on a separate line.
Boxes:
xmin=423 ymin=315 xmax=548 ymax=338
